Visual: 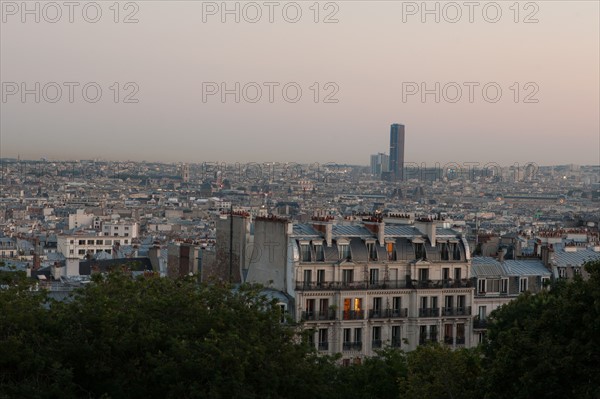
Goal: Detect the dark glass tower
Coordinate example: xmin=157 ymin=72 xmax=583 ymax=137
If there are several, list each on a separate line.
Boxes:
xmin=389 ymin=123 xmax=405 ymax=181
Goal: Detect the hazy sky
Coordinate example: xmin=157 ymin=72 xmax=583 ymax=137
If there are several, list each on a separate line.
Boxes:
xmin=1 ymin=0 xmax=599 ymax=165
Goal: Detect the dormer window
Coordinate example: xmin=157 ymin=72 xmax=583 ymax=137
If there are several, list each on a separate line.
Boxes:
xmin=366 ymin=241 xmax=377 ymax=261
xmin=441 ymin=242 xmax=449 ymax=260
xmin=452 ymin=243 xmax=461 ymax=260
xmin=300 ymin=241 xmax=311 ymax=262
xmin=313 ymin=242 xmax=325 ymax=262
xmin=338 ymin=239 xmax=351 ymax=261
xmin=414 ymin=242 xmax=426 ymax=260
xmin=386 ymin=241 xmax=396 ymax=261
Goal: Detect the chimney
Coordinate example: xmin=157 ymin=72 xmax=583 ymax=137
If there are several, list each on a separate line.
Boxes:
xmin=498 ymin=247 xmax=505 ymax=262
xmin=364 ymin=220 xmax=385 ymax=246
xmin=325 ymin=223 xmax=332 ymax=247
xmin=415 ymin=218 xmax=436 ymax=247
xmin=312 ymin=216 xmax=333 ymax=247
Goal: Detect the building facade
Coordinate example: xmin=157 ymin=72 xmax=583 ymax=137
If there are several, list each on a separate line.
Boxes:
xmin=245 ymin=214 xmax=474 ymax=361
xmin=389 ymin=123 xmax=405 ymax=181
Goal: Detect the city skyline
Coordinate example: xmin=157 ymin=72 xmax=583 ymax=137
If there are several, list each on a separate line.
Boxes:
xmin=1 ymin=1 xmax=598 ymax=165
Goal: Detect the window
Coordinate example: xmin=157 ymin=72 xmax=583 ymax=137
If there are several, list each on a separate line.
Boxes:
xmin=414 ymin=243 xmax=425 ymax=259
xmin=519 ymin=277 xmax=528 ymax=292
xmin=501 ymin=278 xmax=508 ymax=293
xmin=69 ymin=249 xmax=74 ymax=254
xmin=124 ymin=240 xmax=128 ymax=244
xmin=558 ymin=267 xmax=566 ymax=278
xmin=319 ymin=298 xmax=329 ymax=317
xmin=387 ymin=242 xmax=396 ymax=261
xmin=444 ymin=323 xmax=454 ymax=344
xmin=430 ymin=325 xmax=438 ymax=342
xmin=454 ymin=268 xmax=462 ymax=281
xmin=342 ymin=269 xmax=354 ymax=286
xmin=343 ymin=297 xmax=362 ymax=319
xmin=372 ymin=326 xmax=382 ymax=348
xmin=457 ymin=295 xmax=466 ymax=311
xmin=87 ymin=240 xmax=94 ymax=245
xmin=367 ymin=242 xmax=377 ymax=261
xmin=104 ymin=233 xmax=109 ymax=236
xmin=300 ymin=244 xmax=311 ymax=262
xmin=78 ymin=249 xmax=85 ymax=255
xmin=441 ymin=243 xmax=449 ymax=260
xmin=392 ymin=296 xmax=402 ymax=312
xmin=444 ymin=295 xmax=453 ymax=309
xmin=418 ymin=268 xmax=429 ymax=282
xmin=105 ymin=240 xmax=112 ymax=245
xmin=419 ymin=325 xmax=428 ymax=344
xmin=343 ymin=328 xmax=352 ymax=348
xmin=318 ymin=328 xmax=328 ymax=350
xmin=354 ymin=328 xmax=362 ymax=344
xmin=96 ymin=240 xmax=103 ymax=245
xmin=124 ymin=233 xmax=129 ymax=237
xmin=314 ymin=244 xmax=324 ymax=261
xmin=456 ymin=323 xmax=465 ymax=344
xmin=317 ymin=269 xmax=325 ymax=286
xmin=574 ymin=267 xmax=581 ymax=276
xmin=372 ymin=297 xmax=382 ymax=316
xmin=481 ymin=278 xmax=508 ymax=294
xmin=78 ymin=240 xmax=85 ymax=245
xmin=305 ymin=299 xmax=315 ymax=318
xmin=303 ymin=270 xmax=312 ymax=286
xmin=452 ymin=243 xmax=461 ymax=260
xmin=541 ymin=277 xmax=550 ymax=288
xmin=392 ymin=325 xmax=401 ymax=347
xmin=114 ymin=233 xmax=118 ymax=237
xmin=70 ymin=240 xmax=74 ymax=244
xmin=369 ymin=268 xmax=379 ymax=285
xmin=442 ymin=267 xmax=450 ymax=281
xmin=339 ymin=244 xmax=351 ymax=260
xmin=478 ymin=306 xmax=487 ymax=320
xmin=124 ymin=226 xmax=129 ymax=230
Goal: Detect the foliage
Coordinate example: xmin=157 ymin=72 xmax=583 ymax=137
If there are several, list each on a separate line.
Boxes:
xmin=482 ymin=260 xmax=600 ymax=399
xmin=399 ymin=344 xmax=483 ymax=399
xmin=1 ymin=261 xmax=599 ymax=398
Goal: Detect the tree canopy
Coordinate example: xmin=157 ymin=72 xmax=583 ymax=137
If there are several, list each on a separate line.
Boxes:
xmin=1 ymin=260 xmax=599 ymax=398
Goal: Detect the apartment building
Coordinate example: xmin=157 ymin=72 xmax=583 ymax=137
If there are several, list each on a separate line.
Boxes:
xmin=56 ymin=234 xmax=134 ymax=259
xmin=245 ymin=214 xmax=474 ymax=361
xmin=470 ymin=256 xmax=551 ymax=345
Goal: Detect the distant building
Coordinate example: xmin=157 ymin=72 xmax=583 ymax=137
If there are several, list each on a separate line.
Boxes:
xmin=370 ymin=153 xmax=389 ymax=177
xmin=389 ymin=123 xmax=405 ymax=181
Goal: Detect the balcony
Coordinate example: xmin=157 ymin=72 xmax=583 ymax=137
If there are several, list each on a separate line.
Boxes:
xmin=295 ymin=280 xmax=409 ymax=291
xmin=473 ymin=318 xmax=488 ymax=329
xmin=391 ymin=338 xmax=402 ymax=348
xmin=301 ymin=310 xmax=336 ymax=321
xmin=441 ymin=306 xmax=472 ymax=316
xmin=418 ymin=308 xmax=440 ymax=317
xmin=410 ymin=279 xmax=473 ymax=289
xmin=343 ymin=341 xmax=363 ymax=351
xmin=372 ymin=339 xmax=382 ymax=349
xmin=368 ymin=308 xmax=408 ymax=319
xmin=419 ymin=334 xmax=438 ymax=345
xmin=318 ymin=342 xmax=329 ymax=351
xmin=443 ymin=336 xmax=466 ymax=345
xmin=342 ymin=310 xmax=365 ymax=320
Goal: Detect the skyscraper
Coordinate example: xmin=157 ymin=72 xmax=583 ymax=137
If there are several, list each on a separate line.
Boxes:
xmin=389 ymin=123 xmax=405 ymax=181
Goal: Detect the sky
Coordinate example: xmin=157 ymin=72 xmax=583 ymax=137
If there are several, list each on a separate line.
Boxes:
xmin=1 ymin=0 xmax=599 ymax=166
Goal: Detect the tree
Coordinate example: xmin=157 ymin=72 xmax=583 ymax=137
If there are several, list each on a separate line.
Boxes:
xmin=1 ymin=273 xmax=336 ymax=398
xmin=398 ymin=344 xmax=483 ymax=399
xmin=482 ymin=260 xmax=600 ymax=399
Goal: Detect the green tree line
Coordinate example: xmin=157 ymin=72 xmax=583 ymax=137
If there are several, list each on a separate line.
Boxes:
xmin=1 ymin=260 xmax=599 ymax=399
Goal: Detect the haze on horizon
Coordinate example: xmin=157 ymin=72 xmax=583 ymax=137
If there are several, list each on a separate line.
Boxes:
xmin=1 ymin=1 xmax=599 ymax=166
